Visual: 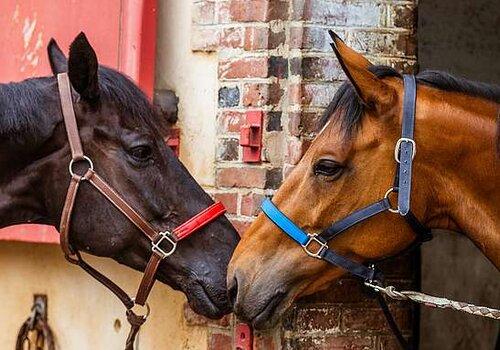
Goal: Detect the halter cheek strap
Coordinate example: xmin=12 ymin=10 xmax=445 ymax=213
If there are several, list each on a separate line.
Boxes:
xmin=57 ymin=72 xmax=226 ymax=350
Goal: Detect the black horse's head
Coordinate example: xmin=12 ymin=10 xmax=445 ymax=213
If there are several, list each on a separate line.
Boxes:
xmin=13 ymin=33 xmax=239 ymax=318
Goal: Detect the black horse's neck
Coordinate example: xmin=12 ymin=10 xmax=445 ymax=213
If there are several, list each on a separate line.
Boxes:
xmin=0 ymin=77 xmax=64 ymax=228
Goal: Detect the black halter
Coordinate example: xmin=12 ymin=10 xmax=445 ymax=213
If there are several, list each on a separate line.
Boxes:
xmin=261 ymin=75 xmax=433 ymax=349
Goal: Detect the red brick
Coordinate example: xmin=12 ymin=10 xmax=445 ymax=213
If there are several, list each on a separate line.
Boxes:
xmin=288 ymin=83 xmax=302 ymax=106
xmin=240 ymin=193 xmax=265 ymax=217
xmin=292 ymin=307 xmax=341 ymax=332
xmin=301 ymin=83 xmax=336 ymax=107
xmin=218 ymin=111 xmax=245 ymax=133
xmin=297 ymin=278 xmax=374 ymax=305
xmin=191 ymin=27 xmax=220 ymax=52
xmin=377 ymin=335 xmax=412 ymax=350
xmin=300 ymin=1 xmax=383 ymax=26
xmin=243 ymin=83 xmax=282 ymax=107
xmin=192 ymin=1 xmax=215 ymax=25
xmin=285 ymin=137 xmax=307 ymax=165
xmin=212 ymin=192 xmax=238 ymax=214
xmin=289 ymin=26 xmax=304 ymax=49
xmin=268 ymin=30 xmax=285 ymax=49
xmin=216 ymin=1 xmax=231 ymax=24
xmin=220 ymin=27 xmax=244 ymax=48
xmin=268 ymin=0 xmax=289 ymax=21
xmin=390 ymin=5 xmax=416 ymax=29
xmin=254 ymin=332 xmax=277 ymax=350
xmin=216 ymin=167 xmax=267 ymax=188
xmin=208 ymin=332 xmax=233 ymax=350
xmin=244 ymin=27 xmax=269 ymax=51
xmin=286 ymin=336 xmax=373 ymax=350
xmin=184 ymin=303 xmax=231 ymax=328
xmin=342 ymin=307 xmax=412 ymax=333
xmin=230 ymin=0 xmax=268 ymax=22
xmin=230 ymin=218 xmax=253 ymax=237
xmin=288 ymin=112 xmax=301 ymax=137
xmin=219 ymin=58 xmax=269 ymax=79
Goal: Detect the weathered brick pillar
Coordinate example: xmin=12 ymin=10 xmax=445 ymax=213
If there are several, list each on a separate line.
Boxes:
xmin=189 ymin=0 xmax=419 ymax=349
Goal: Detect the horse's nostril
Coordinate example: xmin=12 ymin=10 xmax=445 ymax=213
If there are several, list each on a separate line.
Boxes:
xmin=228 ymin=277 xmax=238 ymax=308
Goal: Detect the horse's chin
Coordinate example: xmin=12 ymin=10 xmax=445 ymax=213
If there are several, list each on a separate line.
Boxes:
xmin=155 ymin=270 xmax=231 ymax=319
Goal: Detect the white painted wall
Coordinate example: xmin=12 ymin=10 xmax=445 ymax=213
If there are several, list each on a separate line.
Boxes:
xmin=156 ymin=0 xmax=218 ymax=187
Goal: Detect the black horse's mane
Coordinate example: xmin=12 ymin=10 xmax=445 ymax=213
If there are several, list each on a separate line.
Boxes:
xmin=0 ymin=66 xmax=164 ymax=140
xmin=319 ymin=66 xmax=500 ymax=138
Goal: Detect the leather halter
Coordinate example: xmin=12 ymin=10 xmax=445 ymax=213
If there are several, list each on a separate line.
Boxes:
xmin=57 ymin=73 xmax=226 ymax=349
xmin=261 ymin=75 xmax=432 ymax=350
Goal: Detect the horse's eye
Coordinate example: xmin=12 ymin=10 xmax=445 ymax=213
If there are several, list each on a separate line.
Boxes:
xmin=313 ymin=159 xmax=343 ymax=178
xmin=129 ymin=145 xmax=153 ymax=161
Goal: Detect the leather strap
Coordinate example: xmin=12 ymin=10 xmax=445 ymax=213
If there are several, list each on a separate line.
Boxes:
xmin=135 ymin=254 xmax=163 ymax=306
xmin=319 ymin=199 xmax=390 ymax=241
xmin=376 ymin=293 xmax=411 ymax=350
xmin=57 ymin=73 xmax=84 ymax=160
xmin=86 ymin=170 xmax=158 ymax=240
xmin=320 ymin=248 xmax=379 ymax=281
xmin=397 ymin=75 xmax=417 ymax=216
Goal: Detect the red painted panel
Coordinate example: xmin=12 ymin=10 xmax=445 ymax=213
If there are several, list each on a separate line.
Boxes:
xmin=0 ymin=0 xmax=157 ymax=244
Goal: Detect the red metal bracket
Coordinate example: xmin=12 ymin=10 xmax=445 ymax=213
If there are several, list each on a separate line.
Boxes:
xmin=235 ymin=323 xmax=253 ymax=350
xmin=240 ymin=111 xmax=263 ymax=163
xmin=166 ymin=128 xmax=180 ymax=157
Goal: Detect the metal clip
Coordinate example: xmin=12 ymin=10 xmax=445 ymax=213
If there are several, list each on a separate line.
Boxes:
xmin=302 ymin=234 xmax=328 ymax=259
xmin=152 ymin=231 xmax=177 ymax=259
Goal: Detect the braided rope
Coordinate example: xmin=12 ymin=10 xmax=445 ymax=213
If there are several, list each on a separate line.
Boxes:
xmin=365 ymin=283 xmax=500 ymax=320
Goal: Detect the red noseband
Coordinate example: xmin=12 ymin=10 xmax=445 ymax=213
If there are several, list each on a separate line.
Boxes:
xmin=174 ymin=202 xmax=226 ymax=241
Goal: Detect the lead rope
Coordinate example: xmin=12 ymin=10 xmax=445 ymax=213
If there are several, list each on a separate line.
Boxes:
xmin=365 ymin=282 xmax=500 ymax=320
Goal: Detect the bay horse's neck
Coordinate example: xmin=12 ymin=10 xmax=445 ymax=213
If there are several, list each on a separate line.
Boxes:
xmin=415 ymin=87 xmax=499 ymax=266
xmin=0 ymin=78 xmax=63 ymax=229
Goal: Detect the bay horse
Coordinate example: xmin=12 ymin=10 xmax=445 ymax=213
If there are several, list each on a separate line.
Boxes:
xmin=228 ymin=31 xmax=499 ymax=330
xmin=0 ymin=33 xmax=239 ymax=326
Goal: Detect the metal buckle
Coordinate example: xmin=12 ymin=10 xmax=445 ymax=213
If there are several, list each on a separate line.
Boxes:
xmin=69 ymin=156 xmax=94 ymax=178
xmin=394 ymin=138 xmax=416 ymax=163
xmin=302 ymin=234 xmax=328 ymax=259
xmin=151 ymin=231 xmax=177 ymax=259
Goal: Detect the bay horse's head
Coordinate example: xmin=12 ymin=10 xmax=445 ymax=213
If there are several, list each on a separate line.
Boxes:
xmin=37 ymin=33 xmax=238 ymax=318
xmin=228 ymin=32 xmax=500 ymax=328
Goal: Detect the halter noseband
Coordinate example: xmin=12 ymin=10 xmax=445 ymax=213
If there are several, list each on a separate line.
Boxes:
xmin=261 ymin=75 xmax=432 ymax=349
xmin=57 ymin=72 xmax=226 ymax=349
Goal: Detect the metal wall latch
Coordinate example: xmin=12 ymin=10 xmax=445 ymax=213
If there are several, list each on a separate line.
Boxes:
xmin=240 ymin=111 xmax=263 ymax=163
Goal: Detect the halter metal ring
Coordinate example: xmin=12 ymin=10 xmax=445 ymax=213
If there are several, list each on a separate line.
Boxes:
xmin=152 ymin=231 xmax=177 ymax=259
xmin=130 ymin=298 xmax=151 ymax=319
xmin=302 ymin=234 xmax=328 ymax=259
xmin=68 ymin=156 xmax=94 ymax=177
xmin=394 ymin=138 xmax=416 ymax=163
xmin=384 ymin=187 xmax=400 ymax=214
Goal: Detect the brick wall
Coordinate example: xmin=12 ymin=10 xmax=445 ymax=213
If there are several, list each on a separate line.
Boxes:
xmin=188 ymin=0 xmax=418 ymax=349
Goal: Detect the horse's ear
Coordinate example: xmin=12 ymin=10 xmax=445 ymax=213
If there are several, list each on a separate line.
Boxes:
xmin=329 ymin=30 xmax=395 ymax=110
xmin=68 ymin=32 xmax=99 ymax=102
xmin=47 ymin=39 xmax=67 ymax=75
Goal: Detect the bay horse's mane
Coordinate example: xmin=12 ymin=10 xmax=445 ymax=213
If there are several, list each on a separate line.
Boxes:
xmin=0 ymin=67 xmax=167 ymax=143
xmin=319 ymin=66 xmax=500 ymax=146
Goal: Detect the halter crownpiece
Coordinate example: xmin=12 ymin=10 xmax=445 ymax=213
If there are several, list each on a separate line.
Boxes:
xmin=57 ymin=72 xmax=227 ymax=349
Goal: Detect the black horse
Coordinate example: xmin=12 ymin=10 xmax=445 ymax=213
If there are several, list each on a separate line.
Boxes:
xmin=0 ymin=33 xmax=239 ymax=319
